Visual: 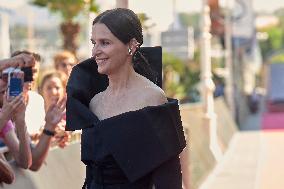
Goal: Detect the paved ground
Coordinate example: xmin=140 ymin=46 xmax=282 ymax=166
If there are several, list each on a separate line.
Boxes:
xmin=199 ymin=131 xmax=261 ymax=189
xmin=256 ymin=131 xmax=284 ymax=189
xmin=200 ymin=97 xmax=284 ymax=189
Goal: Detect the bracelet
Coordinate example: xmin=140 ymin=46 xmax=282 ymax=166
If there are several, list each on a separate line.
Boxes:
xmin=42 ymin=129 xmax=55 ymax=137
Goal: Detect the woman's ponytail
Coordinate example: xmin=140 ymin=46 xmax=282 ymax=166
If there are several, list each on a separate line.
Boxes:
xmin=132 ymin=48 xmax=158 ymax=85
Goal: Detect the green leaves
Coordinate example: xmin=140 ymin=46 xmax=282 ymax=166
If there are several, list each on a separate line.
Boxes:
xmin=30 ymin=0 xmax=99 ymax=22
xmin=162 ymin=53 xmax=200 ymax=101
xmin=30 ymin=0 xmax=48 ymax=7
xmin=89 ymin=0 xmax=99 ymax=13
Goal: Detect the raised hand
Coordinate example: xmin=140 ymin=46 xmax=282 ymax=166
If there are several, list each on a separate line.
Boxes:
xmin=45 ymin=97 xmax=66 ymax=129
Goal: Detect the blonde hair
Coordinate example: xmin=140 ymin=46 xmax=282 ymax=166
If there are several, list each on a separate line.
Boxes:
xmin=38 ymin=71 xmax=68 ymax=95
xmin=53 ymin=51 xmax=77 ymax=69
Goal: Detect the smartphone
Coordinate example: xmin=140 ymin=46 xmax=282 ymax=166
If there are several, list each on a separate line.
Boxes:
xmin=21 ymin=67 xmax=33 ymax=82
xmin=5 ymin=68 xmax=24 ymax=100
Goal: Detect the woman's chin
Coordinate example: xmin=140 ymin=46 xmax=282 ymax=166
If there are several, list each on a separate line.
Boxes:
xmin=97 ymin=67 xmax=108 ymax=75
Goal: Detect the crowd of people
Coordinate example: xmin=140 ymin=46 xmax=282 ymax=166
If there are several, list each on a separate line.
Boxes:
xmin=0 ymin=50 xmax=78 ymax=184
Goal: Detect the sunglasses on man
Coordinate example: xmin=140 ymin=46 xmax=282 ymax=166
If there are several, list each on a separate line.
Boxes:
xmin=59 ymin=62 xmax=76 ymax=68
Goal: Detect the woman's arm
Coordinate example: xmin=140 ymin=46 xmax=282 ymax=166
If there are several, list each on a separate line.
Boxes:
xmin=3 ymin=125 xmax=32 ymax=169
xmin=29 ymin=122 xmax=55 ymax=171
xmin=0 ymin=99 xmax=14 ymax=132
xmin=180 ymin=147 xmax=190 ymax=189
xmin=0 ymin=153 xmax=14 ymax=184
xmin=14 ymin=98 xmax=32 ymax=169
xmin=30 ymin=97 xmax=66 ymax=171
xmin=0 ymin=114 xmax=8 ymax=132
xmin=1 ymin=95 xmax=32 ymax=169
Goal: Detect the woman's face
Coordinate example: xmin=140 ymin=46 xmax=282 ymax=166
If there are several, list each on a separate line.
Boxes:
xmin=91 ymin=23 xmax=129 ymax=75
xmin=42 ymin=76 xmax=64 ymax=108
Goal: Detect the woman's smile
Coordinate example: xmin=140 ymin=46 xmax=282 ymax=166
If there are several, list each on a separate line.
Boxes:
xmin=96 ymin=58 xmax=108 ymax=66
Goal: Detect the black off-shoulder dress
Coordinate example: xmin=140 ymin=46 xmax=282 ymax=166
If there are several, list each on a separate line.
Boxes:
xmin=66 ymin=58 xmax=186 ymax=189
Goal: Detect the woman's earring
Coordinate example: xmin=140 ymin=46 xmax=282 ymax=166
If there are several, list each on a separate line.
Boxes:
xmin=128 ymin=48 xmax=133 ymax=55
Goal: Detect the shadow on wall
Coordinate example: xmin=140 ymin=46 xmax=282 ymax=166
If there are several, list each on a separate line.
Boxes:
xmin=2 ymin=142 xmax=85 ymax=189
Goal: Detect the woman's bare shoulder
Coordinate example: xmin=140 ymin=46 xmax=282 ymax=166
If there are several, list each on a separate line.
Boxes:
xmin=139 ymin=79 xmax=167 ymax=106
xmin=89 ymin=92 xmax=104 ymax=109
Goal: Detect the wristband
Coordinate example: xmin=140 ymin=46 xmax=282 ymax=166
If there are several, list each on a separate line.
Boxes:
xmin=42 ymin=129 xmax=55 ymax=137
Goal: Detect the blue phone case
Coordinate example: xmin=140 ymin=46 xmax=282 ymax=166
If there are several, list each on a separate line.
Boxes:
xmin=9 ymin=77 xmax=23 ymax=97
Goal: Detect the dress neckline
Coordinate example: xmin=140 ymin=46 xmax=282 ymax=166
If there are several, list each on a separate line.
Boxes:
xmin=91 ymin=98 xmax=178 ymax=124
xmin=66 ymin=96 xmax=179 ymax=131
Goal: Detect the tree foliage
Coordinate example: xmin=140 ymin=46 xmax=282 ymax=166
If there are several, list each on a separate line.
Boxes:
xmin=30 ymin=0 xmax=99 ymax=54
xmin=30 ymin=0 xmax=99 ymax=22
xmin=137 ymin=13 xmax=155 ymax=33
xmin=162 ymin=53 xmax=200 ymax=102
xmin=179 ymin=13 xmax=200 ymax=32
xmin=259 ymin=8 xmax=284 ymax=59
xmin=270 ymin=53 xmax=284 ymax=63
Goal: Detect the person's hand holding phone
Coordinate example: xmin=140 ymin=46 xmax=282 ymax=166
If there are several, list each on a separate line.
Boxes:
xmin=11 ymin=94 xmax=26 ymax=124
xmin=13 ymin=53 xmax=35 ymax=68
xmin=0 ymin=54 xmax=35 ymax=71
xmin=0 ymin=93 xmax=25 ymax=127
xmin=3 ymin=68 xmax=24 ymax=101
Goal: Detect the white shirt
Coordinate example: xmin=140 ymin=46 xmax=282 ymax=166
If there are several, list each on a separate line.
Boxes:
xmin=25 ymin=91 xmax=45 ymax=135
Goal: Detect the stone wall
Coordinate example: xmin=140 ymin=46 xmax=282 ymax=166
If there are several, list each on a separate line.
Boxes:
xmin=180 ymin=97 xmax=237 ymax=189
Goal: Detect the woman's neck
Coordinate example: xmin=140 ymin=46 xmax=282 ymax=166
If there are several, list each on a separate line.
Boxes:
xmin=107 ymin=65 xmax=137 ymax=95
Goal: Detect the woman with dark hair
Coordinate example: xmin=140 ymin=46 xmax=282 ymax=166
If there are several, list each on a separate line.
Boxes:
xmin=66 ymin=8 xmax=188 ymax=189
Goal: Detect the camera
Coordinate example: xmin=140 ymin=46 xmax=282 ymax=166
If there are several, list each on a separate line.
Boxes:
xmin=2 ymin=68 xmax=24 ymax=100
xmin=21 ymin=67 xmax=33 ymax=82
xmin=1 ymin=67 xmax=33 ymax=83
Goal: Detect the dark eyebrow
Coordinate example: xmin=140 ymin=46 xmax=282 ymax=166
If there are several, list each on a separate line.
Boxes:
xmin=90 ymin=38 xmax=111 ymax=44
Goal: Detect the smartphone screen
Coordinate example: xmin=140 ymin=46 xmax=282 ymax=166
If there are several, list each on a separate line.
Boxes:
xmin=7 ymin=69 xmax=23 ymax=99
xmin=9 ymin=77 xmax=23 ymax=97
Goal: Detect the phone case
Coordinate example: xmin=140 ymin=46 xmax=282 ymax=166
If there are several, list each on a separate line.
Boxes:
xmin=7 ymin=69 xmax=23 ymax=100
